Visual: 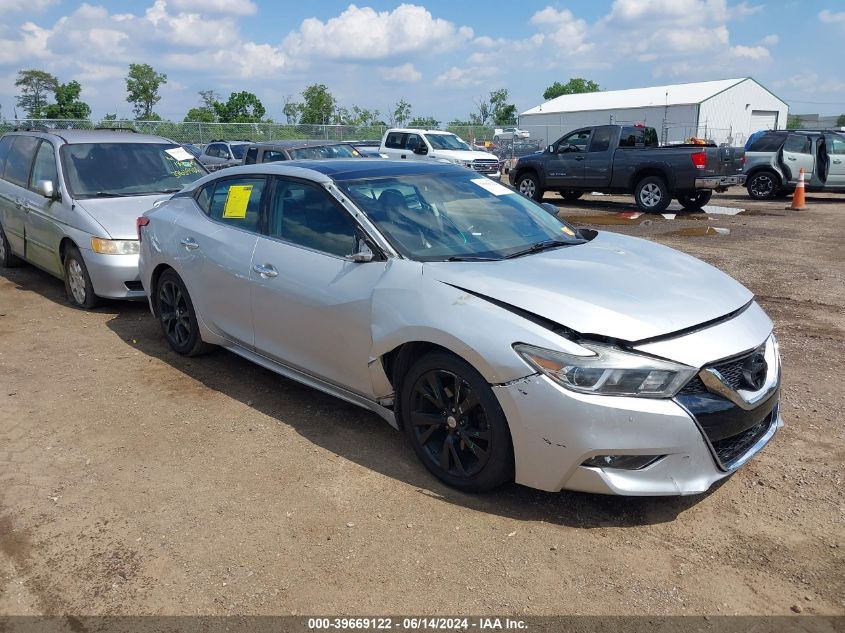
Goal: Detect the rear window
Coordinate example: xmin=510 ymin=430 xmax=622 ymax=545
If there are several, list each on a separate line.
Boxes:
xmin=4 ymin=136 xmax=40 ymax=187
xmin=748 ymin=134 xmax=785 ymax=152
xmin=231 ymin=145 xmax=247 ymax=160
xmin=619 ymin=127 xmax=659 ymax=148
xmin=783 ymin=135 xmax=812 ymax=154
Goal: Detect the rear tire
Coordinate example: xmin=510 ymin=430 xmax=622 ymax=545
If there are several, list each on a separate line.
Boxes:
xmin=63 ymin=246 xmax=103 ymax=309
xmin=677 ymin=190 xmax=713 ymax=210
xmin=154 ymin=269 xmax=215 ymax=356
xmin=400 ymin=352 xmax=514 ymax=492
xmin=634 ymin=176 xmax=671 ymax=213
xmin=0 ymin=224 xmax=23 ymax=268
xmin=746 ymin=171 xmax=780 ymax=200
xmin=516 ymin=172 xmax=543 ymax=201
xmin=559 ymin=190 xmax=583 ymax=201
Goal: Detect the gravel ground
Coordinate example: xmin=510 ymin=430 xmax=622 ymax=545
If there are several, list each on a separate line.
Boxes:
xmin=0 ymin=190 xmax=843 ymax=617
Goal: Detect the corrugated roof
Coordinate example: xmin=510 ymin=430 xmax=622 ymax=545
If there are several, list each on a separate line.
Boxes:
xmin=522 ymin=78 xmax=748 ymax=115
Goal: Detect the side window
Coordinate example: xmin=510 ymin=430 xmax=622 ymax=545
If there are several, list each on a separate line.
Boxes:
xmin=204 ymin=144 xmax=218 ymax=158
xmin=4 ymin=136 xmax=40 ymax=187
xmin=244 ymin=147 xmax=258 ymax=164
xmin=748 ymin=134 xmax=785 ymax=152
xmin=262 ymin=150 xmax=286 ymax=163
xmin=588 ymin=127 xmax=612 ymax=153
xmin=220 ymin=145 xmax=232 ymax=159
xmin=384 ymin=133 xmax=406 ymax=149
xmin=29 ymin=141 xmax=59 ymax=189
xmin=825 ymin=134 xmax=845 ymax=155
xmin=204 ymin=177 xmax=266 ymax=233
xmin=783 ymin=134 xmax=811 ymax=154
xmin=0 ymin=136 xmax=14 ymax=178
xmin=560 ymin=130 xmax=590 ymax=151
xmin=404 ymin=134 xmax=422 ymax=150
xmin=267 ymin=179 xmax=357 ymax=257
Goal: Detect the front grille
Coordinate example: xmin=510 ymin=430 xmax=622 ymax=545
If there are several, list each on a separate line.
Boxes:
xmin=472 ymin=159 xmax=499 ymax=174
xmin=711 ymin=412 xmax=774 ymax=468
xmin=677 ymin=348 xmax=757 ymax=395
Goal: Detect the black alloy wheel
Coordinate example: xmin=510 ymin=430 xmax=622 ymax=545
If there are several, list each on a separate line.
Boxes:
xmin=402 ymin=352 xmax=513 ymax=492
xmin=155 ymin=269 xmax=213 ymax=356
xmin=747 ymin=172 xmax=779 ymax=200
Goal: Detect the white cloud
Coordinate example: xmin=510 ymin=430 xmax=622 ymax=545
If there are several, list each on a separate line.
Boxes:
xmin=379 ymin=63 xmax=422 ymax=83
xmin=282 ymin=4 xmax=473 ymax=61
xmin=774 ymin=73 xmax=845 ymax=94
xmin=529 ymin=7 xmax=591 ymax=54
xmin=819 ymin=9 xmax=845 ymax=27
xmin=729 ymin=44 xmax=770 ymax=60
xmin=168 ymin=0 xmax=257 ymax=15
xmin=0 ymin=21 xmax=51 ymax=65
xmin=760 ymin=34 xmax=779 ymax=46
xmin=0 ymin=0 xmax=56 ymax=12
xmin=434 ymin=65 xmax=496 ymax=87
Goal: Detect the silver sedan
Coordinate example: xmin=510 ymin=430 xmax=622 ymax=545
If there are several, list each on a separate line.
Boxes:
xmin=138 ymin=160 xmax=781 ymax=495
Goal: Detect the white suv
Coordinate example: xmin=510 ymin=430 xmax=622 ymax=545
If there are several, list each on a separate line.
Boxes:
xmin=379 ymin=128 xmax=501 ymax=179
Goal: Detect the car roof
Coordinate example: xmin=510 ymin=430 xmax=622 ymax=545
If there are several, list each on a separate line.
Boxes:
xmin=3 ymin=128 xmax=174 ymax=144
xmin=250 ymin=140 xmax=352 ymax=150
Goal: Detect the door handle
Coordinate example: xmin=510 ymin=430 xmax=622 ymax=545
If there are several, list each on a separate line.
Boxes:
xmin=179 ymin=237 xmax=199 ymax=250
xmin=834 ymin=159 xmax=842 ymax=164
xmin=253 ymin=263 xmax=278 ymax=278
xmin=400 ymin=154 xmax=407 ymax=159
xmin=787 ymin=156 xmax=796 ymax=161
xmin=574 ymin=155 xmax=585 ymax=161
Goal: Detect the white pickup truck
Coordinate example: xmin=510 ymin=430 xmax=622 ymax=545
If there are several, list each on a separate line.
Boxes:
xmin=379 ymin=128 xmax=501 ymax=179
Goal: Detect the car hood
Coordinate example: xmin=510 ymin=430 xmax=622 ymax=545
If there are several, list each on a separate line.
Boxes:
xmin=424 ymin=231 xmax=752 ymax=343
xmin=430 ymin=149 xmax=497 ymax=161
xmin=76 ymin=195 xmax=173 ymax=240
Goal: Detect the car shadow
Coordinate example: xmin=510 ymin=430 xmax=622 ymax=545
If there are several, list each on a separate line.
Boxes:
xmin=3 ymin=264 xmax=720 ymax=528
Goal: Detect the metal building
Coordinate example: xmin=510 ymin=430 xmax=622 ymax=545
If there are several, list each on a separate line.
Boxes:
xmin=519 ymin=77 xmax=788 ymax=147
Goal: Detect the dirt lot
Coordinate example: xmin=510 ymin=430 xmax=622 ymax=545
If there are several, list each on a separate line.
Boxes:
xmin=0 ymin=190 xmax=843 ymax=617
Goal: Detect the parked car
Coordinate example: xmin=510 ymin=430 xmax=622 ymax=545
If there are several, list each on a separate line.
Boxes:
xmin=198 ymin=140 xmax=252 ymax=170
xmin=743 ymin=129 xmax=845 ymax=199
xmin=349 ymin=140 xmax=388 ymax=158
xmin=509 ymin=124 xmax=746 ymax=212
xmin=138 ymin=159 xmax=781 ymax=495
xmin=0 ymin=129 xmax=206 ymax=308
xmin=182 ymin=143 xmax=204 ymax=158
xmin=493 ymin=127 xmax=530 ymax=141
xmin=243 ymin=141 xmax=363 ymax=165
xmin=380 ymin=128 xmax=500 ymax=179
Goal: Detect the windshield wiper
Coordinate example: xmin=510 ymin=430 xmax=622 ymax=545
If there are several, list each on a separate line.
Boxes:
xmin=445 ymin=255 xmax=501 ymax=262
xmin=86 ymin=191 xmax=127 ymax=198
xmin=147 ymin=188 xmax=183 ymax=194
xmin=503 ymin=238 xmax=575 ymax=259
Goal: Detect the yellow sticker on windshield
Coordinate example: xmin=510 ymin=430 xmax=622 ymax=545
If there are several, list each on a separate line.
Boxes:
xmin=222 ymin=185 xmax=253 ymax=219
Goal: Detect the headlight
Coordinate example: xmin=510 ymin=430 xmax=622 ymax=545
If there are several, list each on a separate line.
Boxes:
xmin=514 ymin=342 xmax=697 ymax=398
xmin=90 ymin=238 xmax=140 ymax=255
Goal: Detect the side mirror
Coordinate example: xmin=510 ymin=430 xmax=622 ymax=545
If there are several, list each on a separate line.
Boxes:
xmin=541 ymin=203 xmax=560 ymax=217
xmin=347 ymin=240 xmax=375 ymax=263
xmin=546 ymin=145 xmax=554 ymax=153
xmin=36 ymin=180 xmax=59 ymax=200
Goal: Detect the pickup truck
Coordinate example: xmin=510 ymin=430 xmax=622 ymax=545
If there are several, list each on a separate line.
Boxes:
xmin=508 ymin=124 xmax=745 ymax=212
xmin=380 ymin=128 xmax=501 ymax=179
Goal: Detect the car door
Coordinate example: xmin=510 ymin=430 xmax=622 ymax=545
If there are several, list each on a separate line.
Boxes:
xmin=780 ymin=133 xmax=815 ymax=184
xmin=583 ymin=125 xmax=613 ymax=189
xmin=381 ymin=132 xmax=406 ymax=160
xmin=822 ymin=133 xmax=845 ymax=187
xmin=546 ymin=129 xmax=590 ymax=188
xmin=250 ymin=177 xmax=388 ymax=396
xmin=202 ymin=143 xmax=225 ymax=168
xmin=175 ymin=175 xmax=268 ymax=348
xmin=21 ymin=139 xmax=64 ymax=275
xmin=0 ymin=135 xmax=21 ymax=252
xmin=0 ymin=135 xmax=40 ymax=257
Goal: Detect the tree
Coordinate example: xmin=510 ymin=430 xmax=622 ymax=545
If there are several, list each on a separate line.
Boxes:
xmin=786 ymin=114 xmax=801 ymax=129
xmin=15 ymin=69 xmax=59 ymax=119
xmin=102 ymin=113 xmax=118 ymax=121
xmin=212 ymin=91 xmax=266 ymax=123
xmin=43 ymin=81 xmax=91 ymax=119
xmin=388 ymin=99 xmax=412 ymax=127
xmin=543 ymin=78 xmax=600 ymax=100
xmin=471 ymin=96 xmax=492 ymax=126
xmin=409 ymin=116 xmax=440 ymax=128
xmin=282 ymin=95 xmax=301 ymax=124
xmin=125 ymin=63 xmax=167 ymax=120
xmin=489 ymin=88 xmax=517 ymax=126
xmin=184 ymin=107 xmax=215 ymax=122
xmin=837 ymin=114 xmax=845 ymax=127
xmin=298 ymin=84 xmax=336 ymax=125
xmin=349 ymin=105 xmax=380 ymax=126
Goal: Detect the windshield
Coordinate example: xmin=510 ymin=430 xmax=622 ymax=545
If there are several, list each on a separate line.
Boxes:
xmin=424 ymin=134 xmax=471 ymax=151
xmin=230 ymin=145 xmax=247 ymax=159
xmin=61 ymin=143 xmax=206 ymax=198
xmin=338 ymin=172 xmax=584 ymax=261
xmin=290 ymin=144 xmax=358 ymax=159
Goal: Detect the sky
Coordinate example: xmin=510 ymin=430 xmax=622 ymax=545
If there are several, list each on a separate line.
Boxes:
xmin=1 ymin=0 xmax=844 ymax=122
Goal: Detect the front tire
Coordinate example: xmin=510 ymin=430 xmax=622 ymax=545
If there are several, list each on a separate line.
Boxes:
xmin=63 ymin=246 xmax=103 ymax=309
xmin=154 ymin=269 xmax=214 ymax=356
xmin=516 ymin=172 xmax=543 ymax=201
xmin=746 ymin=171 xmax=780 ymax=200
xmin=677 ymin=190 xmax=713 ymax=210
xmin=400 ymin=352 xmax=514 ymax=492
xmin=634 ymin=176 xmax=671 ymax=213
xmin=559 ymin=190 xmax=583 ymax=201
xmin=0 ymin=224 xmax=22 ymax=268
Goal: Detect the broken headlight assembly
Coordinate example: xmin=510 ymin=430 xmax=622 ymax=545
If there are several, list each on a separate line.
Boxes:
xmin=513 ymin=342 xmax=697 ymax=398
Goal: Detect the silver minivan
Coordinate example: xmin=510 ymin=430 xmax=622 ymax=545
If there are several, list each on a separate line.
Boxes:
xmin=0 ymin=129 xmax=207 ymax=308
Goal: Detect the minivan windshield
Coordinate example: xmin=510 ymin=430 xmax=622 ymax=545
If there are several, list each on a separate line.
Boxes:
xmin=230 ymin=145 xmax=247 ymax=160
xmin=289 ymin=144 xmax=358 ymax=159
xmin=424 ymin=134 xmax=471 ymax=151
xmin=60 ymin=143 xmax=207 ymax=198
xmin=339 ymin=172 xmax=585 ymax=261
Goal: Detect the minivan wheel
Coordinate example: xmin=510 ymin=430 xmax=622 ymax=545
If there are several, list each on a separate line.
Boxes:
xmin=0 ymin=224 xmax=22 ymax=268
xmin=747 ymin=171 xmax=779 ymax=200
xmin=63 ymin=246 xmax=103 ymax=309
xmin=401 ymin=352 xmax=514 ymax=492
xmin=677 ymin=190 xmax=713 ymax=210
xmin=154 ymin=269 xmax=214 ymax=356
xmin=516 ymin=172 xmax=543 ymax=201
xmin=634 ymin=176 xmax=671 ymax=213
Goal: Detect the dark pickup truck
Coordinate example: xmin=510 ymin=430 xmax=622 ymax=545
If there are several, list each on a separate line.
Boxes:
xmin=508 ymin=124 xmax=745 ymax=212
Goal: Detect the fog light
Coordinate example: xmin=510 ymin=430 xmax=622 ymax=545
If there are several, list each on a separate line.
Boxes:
xmin=581 ymin=455 xmax=664 ymax=470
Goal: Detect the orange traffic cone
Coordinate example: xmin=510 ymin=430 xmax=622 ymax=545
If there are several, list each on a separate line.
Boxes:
xmin=789 ymin=168 xmax=807 ymax=210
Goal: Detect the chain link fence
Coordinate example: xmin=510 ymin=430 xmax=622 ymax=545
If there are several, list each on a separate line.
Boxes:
xmin=0 ymin=119 xmax=498 ymax=145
